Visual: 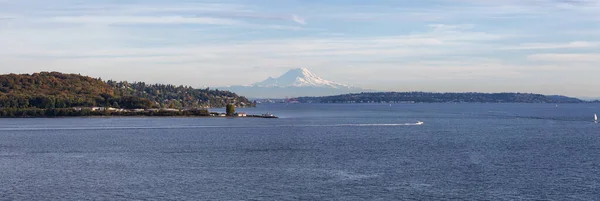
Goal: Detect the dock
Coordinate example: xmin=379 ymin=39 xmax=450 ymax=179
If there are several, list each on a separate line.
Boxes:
xmin=247 ymin=114 xmax=279 ymax=118
xmin=210 ymin=112 xmax=279 ymax=118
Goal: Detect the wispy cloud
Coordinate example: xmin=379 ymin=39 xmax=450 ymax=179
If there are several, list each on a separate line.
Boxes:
xmin=50 ymin=16 xmax=240 ymax=25
xmin=0 ymin=10 xmax=15 ymax=20
xmin=291 ymin=15 xmax=306 ymax=25
xmin=3 ymin=24 xmax=510 ymax=60
xmin=504 ymin=41 xmax=600 ymax=50
xmin=528 ymin=53 xmax=600 ymax=62
xmin=1 ymin=0 xmax=599 ymax=96
xmin=320 ymin=0 xmax=600 ymax=23
xmin=4 ymin=1 xmax=306 ymax=28
xmin=195 ymin=12 xmax=307 ymax=25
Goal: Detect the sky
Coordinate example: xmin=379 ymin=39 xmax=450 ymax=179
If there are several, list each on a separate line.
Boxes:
xmin=1 ymin=0 xmax=599 ymax=97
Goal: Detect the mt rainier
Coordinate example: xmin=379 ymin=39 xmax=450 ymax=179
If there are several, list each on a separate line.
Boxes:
xmin=218 ymin=68 xmax=366 ymax=98
xmin=253 ymin=68 xmax=352 ymax=88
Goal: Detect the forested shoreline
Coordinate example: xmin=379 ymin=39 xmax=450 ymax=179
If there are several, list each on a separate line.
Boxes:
xmin=0 ymin=108 xmax=211 ymax=118
xmin=0 ymin=72 xmax=254 ymax=117
xmin=297 ymin=92 xmax=589 ymax=104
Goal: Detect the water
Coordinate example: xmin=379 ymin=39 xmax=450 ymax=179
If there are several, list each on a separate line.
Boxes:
xmin=1 ymin=103 xmax=599 ymax=200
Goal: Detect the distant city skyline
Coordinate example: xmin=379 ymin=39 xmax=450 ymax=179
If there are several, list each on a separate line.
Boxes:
xmin=1 ymin=0 xmax=599 ymax=97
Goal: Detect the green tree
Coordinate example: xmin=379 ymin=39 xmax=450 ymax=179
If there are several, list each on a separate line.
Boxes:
xmin=226 ymin=104 xmax=235 ymax=116
xmin=173 ymin=100 xmax=182 ymax=109
xmin=55 ymin=99 xmax=66 ymax=108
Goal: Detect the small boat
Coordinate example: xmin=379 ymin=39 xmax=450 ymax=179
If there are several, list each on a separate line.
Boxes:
xmin=595 ymin=113 xmax=598 ymax=124
xmin=416 ymin=121 xmax=424 ymax=125
xmin=262 ymin=112 xmax=278 ymax=118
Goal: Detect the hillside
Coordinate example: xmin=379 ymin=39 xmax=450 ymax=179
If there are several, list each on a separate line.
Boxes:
xmin=297 ymin=92 xmax=586 ymax=104
xmin=0 ymin=72 xmax=254 ymax=109
xmin=106 ymin=81 xmax=253 ymax=108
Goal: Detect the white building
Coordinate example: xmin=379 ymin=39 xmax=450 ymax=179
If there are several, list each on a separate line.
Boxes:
xmin=91 ymin=107 xmax=104 ymax=111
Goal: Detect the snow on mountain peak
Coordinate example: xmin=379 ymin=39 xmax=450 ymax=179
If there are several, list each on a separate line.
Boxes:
xmin=252 ymin=68 xmax=352 ymax=89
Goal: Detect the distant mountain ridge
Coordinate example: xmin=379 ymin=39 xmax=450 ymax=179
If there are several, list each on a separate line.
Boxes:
xmin=297 ymin=92 xmax=587 ymax=104
xmin=218 ymin=68 xmax=368 ymax=98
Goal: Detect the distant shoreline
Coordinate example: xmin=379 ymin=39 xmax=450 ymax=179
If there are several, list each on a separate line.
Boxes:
xmin=256 ymin=102 xmax=600 ymax=105
xmin=293 ymin=92 xmax=595 ymax=104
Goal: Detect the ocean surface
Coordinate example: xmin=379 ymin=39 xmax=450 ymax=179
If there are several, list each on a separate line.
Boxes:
xmin=1 ymin=103 xmax=600 ymax=200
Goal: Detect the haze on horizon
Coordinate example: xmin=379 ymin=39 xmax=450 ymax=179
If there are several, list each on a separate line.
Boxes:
xmin=1 ymin=0 xmax=599 ymax=97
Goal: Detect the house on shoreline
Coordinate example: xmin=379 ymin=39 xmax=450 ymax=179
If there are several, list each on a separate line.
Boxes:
xmin=72 ymin=107 xmax=182 ymax=113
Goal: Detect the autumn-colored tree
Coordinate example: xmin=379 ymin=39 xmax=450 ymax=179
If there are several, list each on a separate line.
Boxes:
xmin=226 ymin=104 xmax=235 ymax=116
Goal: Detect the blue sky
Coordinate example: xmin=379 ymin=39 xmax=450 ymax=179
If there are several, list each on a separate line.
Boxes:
xmin=1 ymin=0 xmax=599 ymax=96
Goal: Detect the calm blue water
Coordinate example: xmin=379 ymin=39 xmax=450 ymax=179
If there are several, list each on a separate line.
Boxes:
xmin=1 ymin=103 xmax=599 ymax=200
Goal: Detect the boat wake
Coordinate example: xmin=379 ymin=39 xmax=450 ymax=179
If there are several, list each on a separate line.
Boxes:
xmin=328 ymin=123 xmax=423 ymax=127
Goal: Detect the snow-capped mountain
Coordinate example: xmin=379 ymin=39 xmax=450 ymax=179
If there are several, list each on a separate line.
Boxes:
xmin=252 ymin=68 xmax=352 ymax=89
xmin=217 ymin=68 xmax=367 ymax=98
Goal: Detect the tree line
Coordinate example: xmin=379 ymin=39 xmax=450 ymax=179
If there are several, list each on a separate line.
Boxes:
xmin=106 ymin=80 xmax=253 ymax=109
xmin=0 ymin=108 xmax=210 ymax=118
xmin=0 ymin=72 xmax=254 ymax=112
xmin=297 ymin=92 xmax=586 ymax=104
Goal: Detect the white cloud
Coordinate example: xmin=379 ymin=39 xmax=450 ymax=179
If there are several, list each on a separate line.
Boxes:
xmin=3 ymin=1 xmax=306 ymax=28
xmin=50 ymin=16 xmax=240 ymax=25
xmin=318 ymin=0 xmax=600 ymax=24
xmin=1 ymin=0 xmax=600 ymax=96
xmin=428 ymin=24 xmax=475 ymax=31
xmin=0 ymin=23 xmax=516 ymax=87
xmin=1 ymin=24 xmax=509 ymax=60
xmin=528 ymin=53 xmax=600 ymax=62
xmin=112 ymin=3 xmax=252 ymax=14
xmin=291 ymin=15 xmax=306 ymax=25
xmin=504 ymin=41 xmax=600 ymax=50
